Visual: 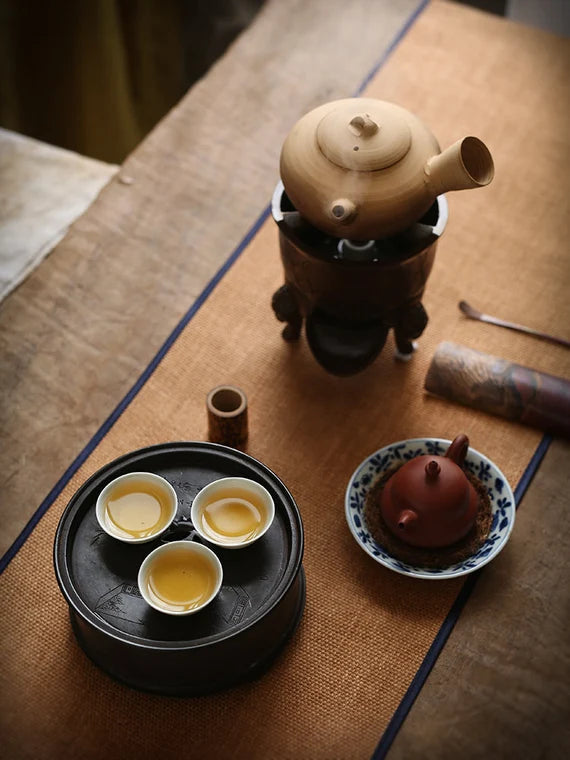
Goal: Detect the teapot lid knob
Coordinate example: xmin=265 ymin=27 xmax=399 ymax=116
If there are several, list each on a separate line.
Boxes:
xmin=425 ymin=460 xmax=441 ymax=480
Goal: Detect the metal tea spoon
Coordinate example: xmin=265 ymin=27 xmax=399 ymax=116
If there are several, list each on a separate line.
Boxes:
xmin=459 ymin=301 xmax=570 ymax=349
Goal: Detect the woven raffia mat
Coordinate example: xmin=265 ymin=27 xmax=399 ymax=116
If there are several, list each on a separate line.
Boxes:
xmin=1 ymin=3 xmax=569 ymax=759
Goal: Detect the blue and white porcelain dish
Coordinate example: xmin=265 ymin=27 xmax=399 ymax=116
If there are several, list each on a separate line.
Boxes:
xmin=345 ymin=437 xmax=515 ymax=580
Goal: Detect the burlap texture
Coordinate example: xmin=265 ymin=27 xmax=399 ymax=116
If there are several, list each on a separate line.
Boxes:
xmin=1 ymin=3 xmax=569 ymax=759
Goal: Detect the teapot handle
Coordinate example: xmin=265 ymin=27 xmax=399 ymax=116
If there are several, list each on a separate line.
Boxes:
xmin=445 ymin=434 xmax=470 ymax=466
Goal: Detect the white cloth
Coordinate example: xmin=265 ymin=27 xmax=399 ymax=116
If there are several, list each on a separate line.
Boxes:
xmin=0 ymin=128 xmax=117 ymax=301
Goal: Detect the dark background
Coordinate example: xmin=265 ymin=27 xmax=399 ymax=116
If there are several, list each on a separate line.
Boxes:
xmin=0 ymin=0 xmax=565 ymax=164
xmin=0 ymin=0 xmax=265 ymax=163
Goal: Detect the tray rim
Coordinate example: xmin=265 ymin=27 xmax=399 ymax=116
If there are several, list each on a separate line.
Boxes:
xmin=54 ymin=441 xmax=304 ymax=650
xmin=68 ymin=567 xmax=307 ymax=696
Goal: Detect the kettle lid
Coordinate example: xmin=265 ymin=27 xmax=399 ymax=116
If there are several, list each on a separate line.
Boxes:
xmin=316 ymin=99 xmax=412 ymax=172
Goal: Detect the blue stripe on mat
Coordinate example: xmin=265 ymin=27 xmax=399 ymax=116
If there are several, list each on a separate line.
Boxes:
xmin=0 ymin=0 xmax=430 ymax=577
xmin=371 ymin=433 xmax=553 ymax=759
xmin=0 ymin=206 xmax=270 ymax=576
xmin=354 ymin=0 xmax=430 ymax=96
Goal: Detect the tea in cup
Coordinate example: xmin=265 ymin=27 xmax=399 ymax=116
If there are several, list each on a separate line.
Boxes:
xmin=96 ymin=472 xmax=177 ymax=543
xmin=138 ymin=541 xmax=223 ymax=615
xmin=191 ymin=477 xmax=275 ymax=549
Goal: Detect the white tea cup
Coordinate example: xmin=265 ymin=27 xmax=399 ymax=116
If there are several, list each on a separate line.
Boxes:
xmin=138 ymin=540 xmax=223 ymax=616
xmin=96 ymin=471 xmax=177 ymax=544
xmin=191 ymin=477 xmax=275 ymax=549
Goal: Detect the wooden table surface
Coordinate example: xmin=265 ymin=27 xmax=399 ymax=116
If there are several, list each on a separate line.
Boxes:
xmin=1 ymin=1 xmax=568 ymax=757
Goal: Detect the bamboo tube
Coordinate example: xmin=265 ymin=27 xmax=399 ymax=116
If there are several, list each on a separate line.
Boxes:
xmin=206 ymin=386 xmax=248 ymax=448
xmin=424 ymin=342 xmax=570 ymax=438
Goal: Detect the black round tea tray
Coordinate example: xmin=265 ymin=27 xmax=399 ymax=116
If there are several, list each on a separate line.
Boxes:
xmin=54 ymin=442 xmax=305 ymax=696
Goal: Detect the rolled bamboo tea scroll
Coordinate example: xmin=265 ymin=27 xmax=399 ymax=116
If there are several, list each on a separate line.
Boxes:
xmin=425 ymin=342 xmax=570 ymax=438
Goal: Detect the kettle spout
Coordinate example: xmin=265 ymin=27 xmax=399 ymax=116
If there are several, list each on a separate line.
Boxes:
xmin=425 ymin=136 xmax=494 ymax=196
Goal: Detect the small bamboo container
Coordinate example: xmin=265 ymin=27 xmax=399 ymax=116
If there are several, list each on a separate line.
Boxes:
xmin=206 ymin=385 xmax=248 ymax=448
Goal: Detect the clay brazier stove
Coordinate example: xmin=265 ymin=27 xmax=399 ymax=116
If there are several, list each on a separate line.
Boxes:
xmin=271 ymin=97 xmax=494 ymax=375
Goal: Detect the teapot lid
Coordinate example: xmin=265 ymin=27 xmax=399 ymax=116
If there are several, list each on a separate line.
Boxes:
xmin=316 ymin=100 xmax=412 ymax=172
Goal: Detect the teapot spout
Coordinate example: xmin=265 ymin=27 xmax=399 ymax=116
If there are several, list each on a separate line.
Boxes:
xmin=397 ymin=509 xmax=418 ymax=531
xmin=425 ymin=137 xmax=494 ymax=196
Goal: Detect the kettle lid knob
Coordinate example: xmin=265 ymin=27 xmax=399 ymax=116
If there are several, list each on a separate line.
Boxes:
xmin=348 ymin=114 xmax=379 ymax=138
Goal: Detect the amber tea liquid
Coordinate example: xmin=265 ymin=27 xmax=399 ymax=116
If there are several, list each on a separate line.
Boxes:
xmin=199 ymin=486 xmax=267 ymax=545
xmin=105 ymin=477 xmax=172 ymax=539
xmin=145 ymin=546 xmax=217 ymax=613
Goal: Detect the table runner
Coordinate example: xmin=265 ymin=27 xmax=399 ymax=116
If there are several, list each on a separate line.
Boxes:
xmin=1 ymin=2 xmax=569 ymax=758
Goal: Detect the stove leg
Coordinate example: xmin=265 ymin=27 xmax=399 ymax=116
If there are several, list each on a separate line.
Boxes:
xmin=392 ymin=301 xmax=428 ymax=358
xmin=394 ymin=333 xmax=417 ymax=357
xmin=271 ymin=284 xmax=303 ymax=341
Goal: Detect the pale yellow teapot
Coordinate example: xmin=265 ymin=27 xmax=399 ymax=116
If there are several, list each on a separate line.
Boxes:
xmin=280 ymin=97 xmax=494 ymax=240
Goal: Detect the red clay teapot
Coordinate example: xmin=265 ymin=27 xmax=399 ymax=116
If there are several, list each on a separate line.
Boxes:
xmin=280 ymin=97 xmax=494 ymax=240
xmin=380 ymin=434 xmax=479 ymax=548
